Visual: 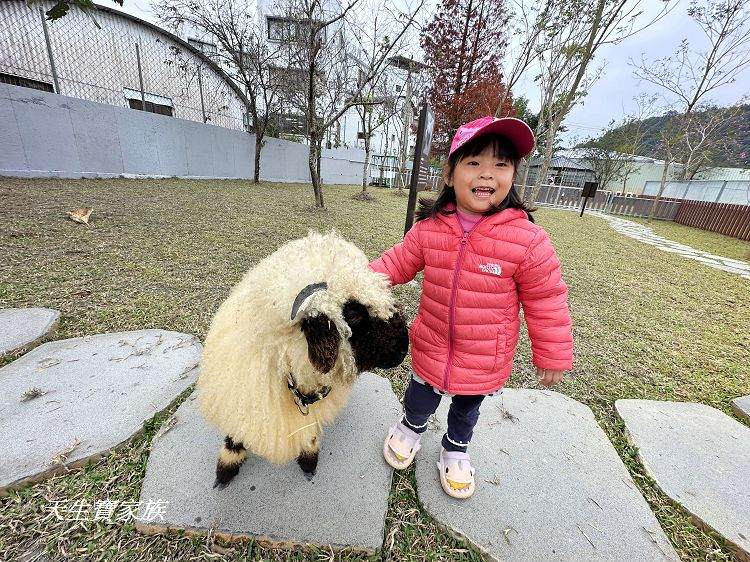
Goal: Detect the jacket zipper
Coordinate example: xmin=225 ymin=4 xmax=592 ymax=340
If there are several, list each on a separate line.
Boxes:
xmin=442 ymin=215 xmax=484 ymax=391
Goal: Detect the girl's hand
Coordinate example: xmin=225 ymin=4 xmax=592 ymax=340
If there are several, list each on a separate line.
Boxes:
xmin=536 ymin=368 xmax=564 ymax=387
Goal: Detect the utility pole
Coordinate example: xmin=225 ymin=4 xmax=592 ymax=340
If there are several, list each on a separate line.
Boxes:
xmin=396 ymin=68 xmax=412 ymax=194
xmin=39 ymin=8 xmax=60 ymax=94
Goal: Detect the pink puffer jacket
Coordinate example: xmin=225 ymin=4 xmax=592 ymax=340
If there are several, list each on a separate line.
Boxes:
xmin=369 ymin=205 xmax=573 ymax=395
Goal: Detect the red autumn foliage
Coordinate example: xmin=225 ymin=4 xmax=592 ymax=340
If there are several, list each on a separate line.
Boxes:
xmin=421 ymin=0 xmax=514 ymax=156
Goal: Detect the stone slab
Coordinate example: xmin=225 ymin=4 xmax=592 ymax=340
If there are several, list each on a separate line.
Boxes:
xmin=415 ymin=390 xmax=678 ymax=562
xmin=716 ymin=257 xmax=750 ymax=267
xmin=0 ymin=308 xmax=60 ymax=359
xmin=731 ymin=396 xmax=750 ymax=424
xmin=715 ymin=264 xmax=750 ymax=275
xmin=135 ymin=371 xmax=401 ymax=554
xmin=616 ymin=400 xmax=750 ymax=560
xmin=0 ymin=330 xmax=201 ymax=492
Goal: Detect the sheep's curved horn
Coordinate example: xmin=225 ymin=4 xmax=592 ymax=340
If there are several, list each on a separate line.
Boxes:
xmin=290 ymin=282 xmax=328 ymax=322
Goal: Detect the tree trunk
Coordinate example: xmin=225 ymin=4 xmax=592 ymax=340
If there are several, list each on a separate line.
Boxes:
xmin=648 ymin=159 xmax=670 ymax=222
xmin=529 ymin=129 xmax=555 ymax=204
xmin=316 ymin=136 xmax=322 ymax=196
xmin=253 ymin=130 xmax=263 ymax=184
xmin=519 ymin=158 xmax=531 ymax=196
xmin=309 ymin=130 xmax=324 ymax=209
xmin=362 ymin=134 xmax=371 ymax=193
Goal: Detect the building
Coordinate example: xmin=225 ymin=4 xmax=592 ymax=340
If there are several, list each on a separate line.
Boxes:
xmin=526 ymin=155 xmax=597 ymax=188
xmin=530 ymin=148 xmax=749 ymax=202
xmin=0 ymin=0 xmax=249 ymax=130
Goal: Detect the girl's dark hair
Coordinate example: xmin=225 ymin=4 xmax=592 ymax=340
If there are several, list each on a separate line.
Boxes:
xmin=415 ymin=133 xmax=536 ymax=223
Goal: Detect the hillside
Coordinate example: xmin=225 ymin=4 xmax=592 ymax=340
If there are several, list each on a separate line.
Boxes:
xmin=579 ymin=105 xmax=750 ymax=168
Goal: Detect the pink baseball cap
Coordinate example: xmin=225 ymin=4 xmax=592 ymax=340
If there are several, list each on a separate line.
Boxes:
xmin=449 ymin=116 xmax=535 ymax=159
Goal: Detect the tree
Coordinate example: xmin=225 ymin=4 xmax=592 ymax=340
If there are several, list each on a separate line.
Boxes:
xmin=494 ymin=0 xmax=553 ymax=115
xmin=576 ymin=93 xmax=659 ymax=193
xmin=281 ymin=0 xmax=425 ymax=208
xmin=614 ymin=94 xmax=658 ymax=192
xmin=631 ymin=0 xmax=750 ymax=181
xmin=347 ymin=4 xmax=424 ymax=200
xmin=580 ymin=123 xmax=631 ymax=189
xmin=421 ymin=0 xmax=514 ymax=155
xmin=32 ymin=0 xmax=123 ymax=22
xmin=154 ymin=0 xmax=287 ymax=183
xmin=527 ymin=0 xmax=675 ymax=205
xmin=647 ymin=103 xmax=743 ymax=219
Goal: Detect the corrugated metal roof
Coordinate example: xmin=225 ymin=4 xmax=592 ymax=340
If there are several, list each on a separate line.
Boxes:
xmin=529 ymin=155 xmax=594 ymax=171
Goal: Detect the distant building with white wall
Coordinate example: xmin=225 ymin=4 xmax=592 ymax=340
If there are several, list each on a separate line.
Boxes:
xmin=0 ymin=0 xmax=249 ymax=130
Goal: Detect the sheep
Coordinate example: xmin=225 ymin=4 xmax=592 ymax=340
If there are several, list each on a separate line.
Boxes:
xmin=197 ymin=230 xmax=409 ymax=488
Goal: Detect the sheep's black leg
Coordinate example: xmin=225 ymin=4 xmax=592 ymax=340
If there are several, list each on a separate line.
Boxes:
xmin=213 ymin=435 xmax=247 ymax=489
xmin=297 ymin=449 xmax=319 ymax=480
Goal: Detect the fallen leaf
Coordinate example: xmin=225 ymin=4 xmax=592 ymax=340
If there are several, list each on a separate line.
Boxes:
xmin=67 ymin=207 xmax=93 ymax=225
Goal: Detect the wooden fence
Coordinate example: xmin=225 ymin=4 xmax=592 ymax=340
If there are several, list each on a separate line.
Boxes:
xmin=675 ymin=201 xmax=750 ymax=241
xmin=526 ymin=185 xmax=681 ymax=220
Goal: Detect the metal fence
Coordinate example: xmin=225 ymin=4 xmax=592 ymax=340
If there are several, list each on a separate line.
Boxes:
xmin=522 ymin=182 xmax=749 ymax=239
xmin=0 ymin=0 xmax=246 ymax=130
xmin=643 ymin=180 xmax=750 ymax=205
xmin=368 ymin=161 xmax=441 ymax=191
xmin=522 ymin=184 xmax=682 ymax=220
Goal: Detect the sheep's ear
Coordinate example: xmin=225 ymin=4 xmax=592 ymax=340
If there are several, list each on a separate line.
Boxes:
xmin=291 ymin=282 xmax=328 ymax=323
xmin=300 ymin=314 xmax=340 ymax=373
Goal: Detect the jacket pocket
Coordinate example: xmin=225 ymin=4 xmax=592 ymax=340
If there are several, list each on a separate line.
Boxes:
xmin=493 ymin=325 xmax=507 ymax=372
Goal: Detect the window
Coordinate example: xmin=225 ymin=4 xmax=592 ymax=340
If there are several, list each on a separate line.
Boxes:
xmin=123 ymin=87 xmax=174 ymax=117
xmin=127 ymin=98 xmax=173 ymax=116
xmin=268 ymin=17 xmax=297 ymax=41
xmin=188 ymin=37 xmax=217 ymax=55
xmin=0 ymin=73 xmax=53 ymax=92
xmin=267 ymin=16 xmax=325 ymax=42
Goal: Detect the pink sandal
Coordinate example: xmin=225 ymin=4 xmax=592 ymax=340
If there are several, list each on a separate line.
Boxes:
xmin=383 ymin=421 xmax=422 ymax=470
xmin=437 ymin=448 xmax=476 ymax=499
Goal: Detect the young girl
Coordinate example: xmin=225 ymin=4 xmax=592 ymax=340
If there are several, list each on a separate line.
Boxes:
xmin=369 ymin=116 xmax=573 ymax=499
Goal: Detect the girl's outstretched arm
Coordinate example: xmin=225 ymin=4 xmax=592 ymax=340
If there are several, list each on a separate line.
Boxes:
xmin=369 ymin=223 xmax=425 ymax=286
xmin=514 ymin=229 xmax=573 ymax=372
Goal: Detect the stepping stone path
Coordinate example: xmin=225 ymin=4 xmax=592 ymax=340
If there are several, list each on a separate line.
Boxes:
xmin=0 ymin=330 xmax=201 ymax=493
xmin=0 ymin=308 xmax=60 ymax=358
xmin=414 ymin=390 xmax=678 ymax=561
xmin=136 ymin=371 xmax=400 ymax=554
xmin=616 ymin=400 xmax=750 ymax=560
xmin=541 ymin=204 xmax=750 ymax=280
xmin=588 ymin=212 xmax=750 ymax=280
xmin=732 ymin=396 xmax=750 ymax=423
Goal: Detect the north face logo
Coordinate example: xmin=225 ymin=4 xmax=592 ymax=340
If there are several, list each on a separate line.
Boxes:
xmin=479 ymin=263 xmax=502 ymax=276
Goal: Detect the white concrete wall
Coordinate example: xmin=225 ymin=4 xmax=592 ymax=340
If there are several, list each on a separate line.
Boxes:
xmin=0 ymin=83 xmax=364 ymax=184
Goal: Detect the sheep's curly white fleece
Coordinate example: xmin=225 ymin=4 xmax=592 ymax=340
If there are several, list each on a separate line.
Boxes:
xmin=198 ymin=230 xmax=395 ymax=464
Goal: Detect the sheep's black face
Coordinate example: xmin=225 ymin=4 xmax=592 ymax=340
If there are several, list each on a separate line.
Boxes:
xmin=343 ymin=300 xmax=409 ymax=371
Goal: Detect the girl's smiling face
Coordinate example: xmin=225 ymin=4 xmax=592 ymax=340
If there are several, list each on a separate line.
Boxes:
xmin=445 ymin=141 xmax=516 ymax=215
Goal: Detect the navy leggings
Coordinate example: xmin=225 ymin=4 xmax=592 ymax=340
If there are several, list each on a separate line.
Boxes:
xmin=401 ymin=376 xmax=485 ymax=453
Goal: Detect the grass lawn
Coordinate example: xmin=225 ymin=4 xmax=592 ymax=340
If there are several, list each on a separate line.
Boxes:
xmin=1 ymin=178 xmax=748 ymax=561
xmin=625 ymin=216 xmax=750 ymax=262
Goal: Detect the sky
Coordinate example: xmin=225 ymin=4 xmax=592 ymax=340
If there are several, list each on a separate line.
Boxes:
xmin=99 ymin=0 xmax=749 ymax=145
